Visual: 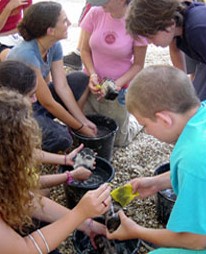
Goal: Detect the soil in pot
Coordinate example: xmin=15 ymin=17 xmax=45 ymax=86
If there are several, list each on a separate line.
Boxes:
xmin=59 ymin=156 xmax=115 ymax=209
xmin=72 ymin=114 xmax=118 ymax=161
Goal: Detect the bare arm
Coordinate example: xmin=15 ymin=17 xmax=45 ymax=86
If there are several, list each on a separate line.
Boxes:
xmin=115 ymin=45 xmax=147 ymax=89
xmin=0 ymin=0 xmax=28 ymax=32
xmin=130 ymin=171 xmax=171 ymax=199
xmin=107 ymin=211 xmax=206 ymax=250
xmin=35 ymin=67 xmax=96 ymax=136
xmin=81 ymin=30 xmax=147 ymax=91
xmin=34 ymin=144 xmax=84 ymax=166
xmin=50 ymin=60 xmax=97 ymax=135
xmin=80 ymin=29 xmax=96 ymax=76
xmin=0 ymin=184 xmax=111 ymax=254
xmin=40 ymin=167 xmax=92 ymax=188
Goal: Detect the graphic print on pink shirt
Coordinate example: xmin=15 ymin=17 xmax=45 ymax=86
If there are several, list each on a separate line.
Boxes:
xmin=104 ymin=32 xmax=116 ymax=44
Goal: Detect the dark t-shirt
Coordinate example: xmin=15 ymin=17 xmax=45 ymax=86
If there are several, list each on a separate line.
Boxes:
xmin=176 ymin=2 xmax=206 ymax=64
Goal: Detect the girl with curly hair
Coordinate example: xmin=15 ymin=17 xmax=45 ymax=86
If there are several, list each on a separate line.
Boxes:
xmin=0 ymin=88 xmax=111 ymax=254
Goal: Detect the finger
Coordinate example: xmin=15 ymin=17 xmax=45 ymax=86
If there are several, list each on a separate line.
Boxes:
xmin=101 ymin=195 xmax=111 ymax=208
xmin=102 ymin=200 xmax=107 ymax=207
xmin=90 ymin=184 xmax=111 ymax=208
xmin=76 ymin=143 xmax=84 ymax=152
xmin=95 ymin=183 xmax=110 ymax=199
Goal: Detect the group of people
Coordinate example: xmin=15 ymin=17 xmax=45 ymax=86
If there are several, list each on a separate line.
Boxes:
xmin=0 ymin=0 xmax=206 ymax=253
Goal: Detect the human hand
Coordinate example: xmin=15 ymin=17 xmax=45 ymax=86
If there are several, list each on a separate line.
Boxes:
xmin=7 ymin=0 xmax=28 ymax=10
xmin=130 ymin=176 xmax=158 ymax=199
xmin=84 ymin=220 xmax=106 ymax=239
xmin=71 ymin=167 xmax=92 ymax=181
xmin=88 ymin=220 xmax=106 ymax=249
xmin=84 ymin=118 xmax=97 ymax=134
xmin=89 ymin=73 xmax=102 ymax=96
xmin=76 ymin=183 xmax=111 ymax=219
xmin=106 ymin=210 xmax=140 ymax=241
xmin=65 ymin=144 xmax=85 ymax=166
xmin=78 ymin=124 xmax=96 ymax=137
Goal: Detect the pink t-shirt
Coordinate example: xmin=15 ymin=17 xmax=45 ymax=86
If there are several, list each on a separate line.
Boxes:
xmin=80 ymin=7 xmax=148 ymax=81
xmin=0 ymin=0 xmax=32 ymax=33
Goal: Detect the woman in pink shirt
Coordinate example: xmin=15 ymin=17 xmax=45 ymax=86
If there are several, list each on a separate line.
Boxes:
xmin=80 ymin=0 xmax=148 ymax=147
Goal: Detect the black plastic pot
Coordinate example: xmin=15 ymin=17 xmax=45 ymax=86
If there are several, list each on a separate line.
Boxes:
xmin=59 ymin=156 xmax=115 ymax=209
xmin=72 ymin=114 xmax=118 ymax=161
xmin=154 ymin=162 xmax=177 ymax=226
xmin=72 ymin=217 xmax=140 ymax=254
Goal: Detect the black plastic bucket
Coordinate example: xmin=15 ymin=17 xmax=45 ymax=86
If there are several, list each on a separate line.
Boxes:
xmin=72 ymin=217 xmax=140 ymax=254
xmin=72 ymin=114 xmax=118 ymax=161
xmin=59 ymin=156 xmax=115 ymax=209
xmin=154 ymin=162 xmax=177 ymax=225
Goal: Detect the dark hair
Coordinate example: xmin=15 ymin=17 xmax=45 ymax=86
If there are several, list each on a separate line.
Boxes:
xmin=0 ymin=61 xmax=37 ymax=95
xmin=18 ymin=1 xmax=62 ymax=41
xmin=126 ymin=0 xmax=185 ymax=37
xmin=126 ymin=65 xmax=200 ymax=119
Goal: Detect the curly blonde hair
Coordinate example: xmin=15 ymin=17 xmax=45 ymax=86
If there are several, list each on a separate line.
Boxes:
xmin=0 ymin=89 xmax=41 ymax=231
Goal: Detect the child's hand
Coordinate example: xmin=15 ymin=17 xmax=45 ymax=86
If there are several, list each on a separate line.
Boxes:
xmin=130 ymin=176 xmax=157 ymax=199
xmin=71 ymin=167 xmax=92 ymax=181
xmin=106 ymin=210 xmax=139 ymax=241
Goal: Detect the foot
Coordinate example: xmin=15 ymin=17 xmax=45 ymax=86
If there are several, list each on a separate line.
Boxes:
xmin=63 ymin=52 xmax=82 ymax=70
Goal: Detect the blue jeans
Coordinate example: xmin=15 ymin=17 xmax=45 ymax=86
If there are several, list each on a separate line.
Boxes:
xmin=117 ymin=88 xmax=127 ymax=105
xmin=33 ymin=71 xmax=89 ymax=153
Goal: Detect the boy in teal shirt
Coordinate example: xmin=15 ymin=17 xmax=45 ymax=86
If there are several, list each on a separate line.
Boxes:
xmin=107 ymin=65 xmax=206 ymax=253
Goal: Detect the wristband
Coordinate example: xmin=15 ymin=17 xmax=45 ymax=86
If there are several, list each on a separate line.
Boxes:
xmin=66 ymin=171 xmax=73 ymax=184
xmin=74 ymin=123 xmax=84 ymax=132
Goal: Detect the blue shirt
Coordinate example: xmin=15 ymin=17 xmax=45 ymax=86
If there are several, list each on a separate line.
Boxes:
xmin=7 ymin=39 xmax=63 ymax=78
xmin=176 ymin=2 xmax=206 ymax=64
xmin=168 ymin=101 xmax=206 ymax=234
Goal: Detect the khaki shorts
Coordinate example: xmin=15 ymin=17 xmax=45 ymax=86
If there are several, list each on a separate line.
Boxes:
xmin=84 ymin=93 xmax=142 ymax=147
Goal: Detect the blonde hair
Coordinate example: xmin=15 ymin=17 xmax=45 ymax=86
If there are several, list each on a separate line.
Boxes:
xmin=0 ymin=89 xmax=41 ymax=231
xmin=126 ymin=65 xmax=200 ymax=119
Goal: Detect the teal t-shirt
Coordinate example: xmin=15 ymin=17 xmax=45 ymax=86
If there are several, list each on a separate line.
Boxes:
xmin=168 ymin=101 xmax=206 ymax=234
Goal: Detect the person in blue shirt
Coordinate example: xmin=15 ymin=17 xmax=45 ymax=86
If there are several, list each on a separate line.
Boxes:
xmin=7 ymin=1 xmax=97 ymax=154
xmin=126 ymin=0 xmax=206 ymax=101
xmin=107 ymin=65 xmax=206 ymax=253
